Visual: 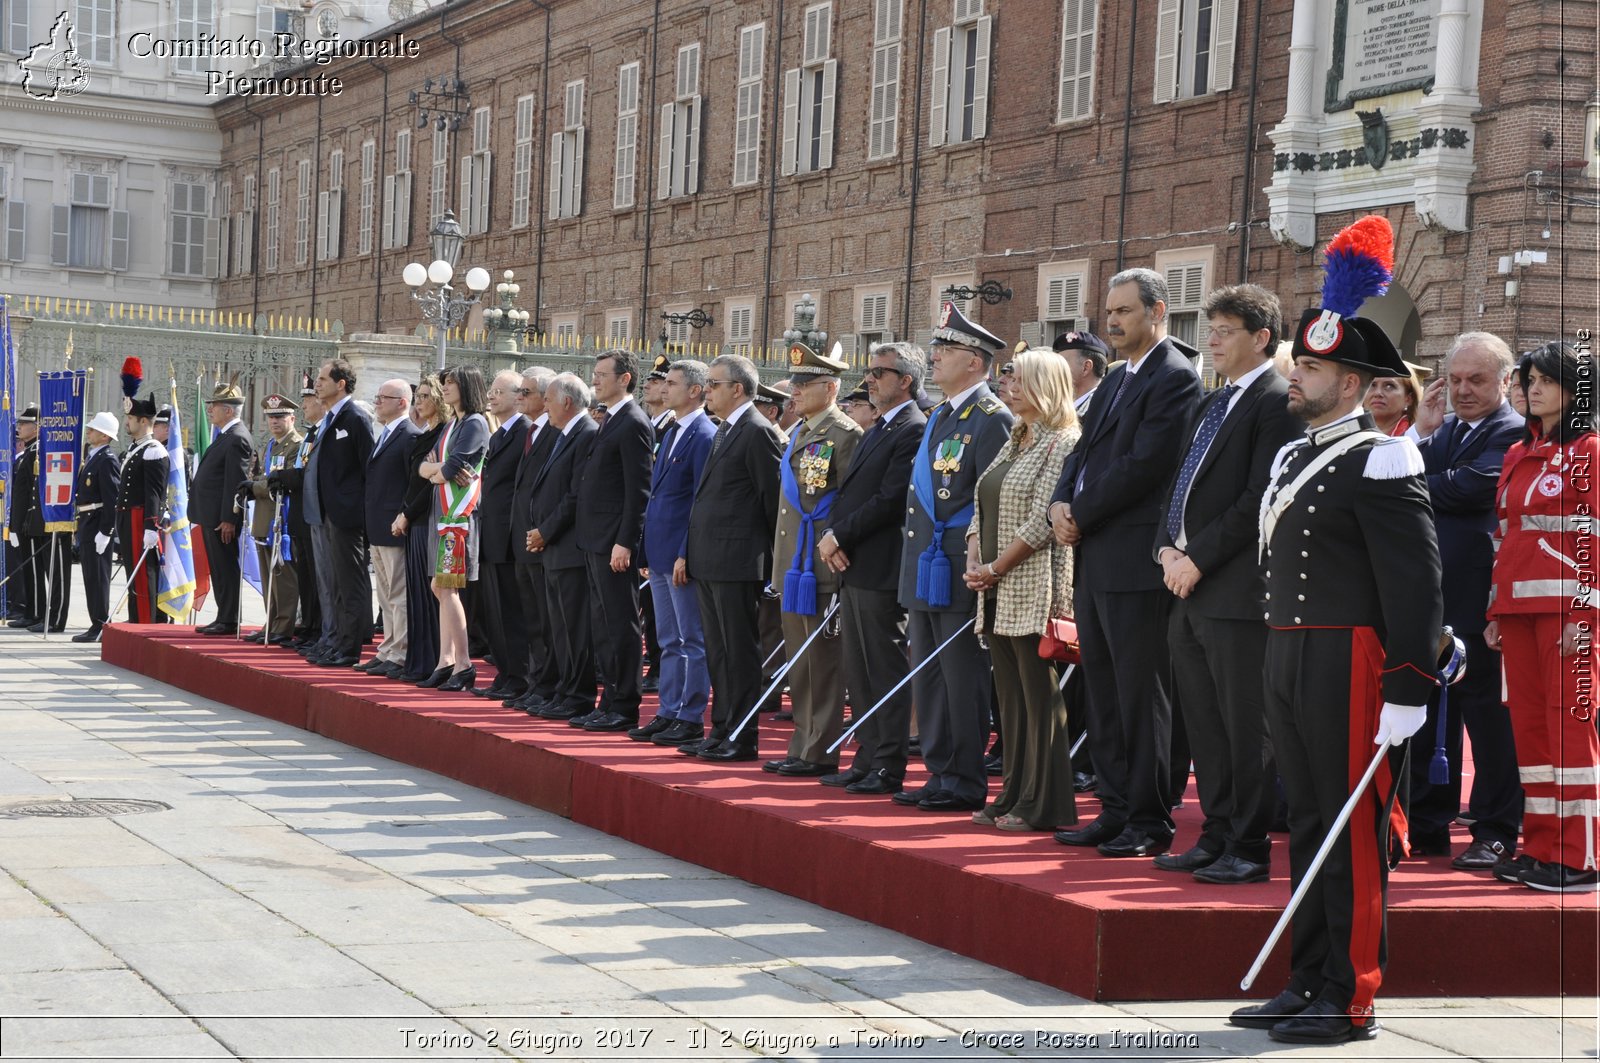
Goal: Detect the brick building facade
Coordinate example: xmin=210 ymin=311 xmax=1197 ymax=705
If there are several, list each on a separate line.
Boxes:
xmin=212 ymin=0 xmax=1598 ymax=369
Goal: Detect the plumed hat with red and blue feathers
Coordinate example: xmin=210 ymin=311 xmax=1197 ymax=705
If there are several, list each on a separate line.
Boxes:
xmin=1290 ymin=216 xmax=1408 ymax=377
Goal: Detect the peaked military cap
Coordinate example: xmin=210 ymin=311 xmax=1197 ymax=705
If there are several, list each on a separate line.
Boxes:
xmin=647 ymin=354 xmax=672 ymax=381
xmin=207 ymin=381 xmax=247 ymax=405
xmin=787 ymin=341 xmax=849 ymax=383
xmin=1053 ymin=329 xmax=1111 ymax=361
xmin=261 ymin=393 xmax=299 ymax=415
xmin=930 ymin=301 xmax=1004 ymax=356
xmin=17 ymin=404 xmax=37 ymax=423
xmin=755 ymin=382 xmax=788 ymax=406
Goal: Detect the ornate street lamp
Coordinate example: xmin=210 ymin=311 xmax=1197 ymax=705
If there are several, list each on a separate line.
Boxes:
xmin=942 ymin=280 xmax=1013 ymax=306
xmin=482 ymin=270 xmax=533 ymax=354
xmin=402 ymin=211 xmax=490 ymax=370
xmin=781 ymin=293 xmax=827 ymax=350
xmin=658 ymin=307 xmax=715 ymax=350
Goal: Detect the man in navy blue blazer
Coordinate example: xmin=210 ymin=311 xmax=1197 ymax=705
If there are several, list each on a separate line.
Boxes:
xmin=304 ymin=358 xmax=375 ymax=666
xmin=1406 ymin=332 xmax=1527 ymax=870
xmin=630 ymin=359 xmax=718 ymax=747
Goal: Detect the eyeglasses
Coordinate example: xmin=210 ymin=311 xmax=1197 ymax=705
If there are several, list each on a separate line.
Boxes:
xmin=864 ymin=366 xmax=901 ymax=379
xmin=706 ymin=379 xmax=732 ymax=389
xmin=1208 ymin=324 xmax=1258 ymax=341
xmin=375 ymin=394 xmax=405 ymax=402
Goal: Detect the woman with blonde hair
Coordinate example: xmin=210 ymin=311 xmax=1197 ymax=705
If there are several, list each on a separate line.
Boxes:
xmin=964 ymin=349 xmax=1081 ymax=832
xmin=1364 ymin=364 xmax=1424 ymax=436
xmin=414 ymin=365 xmax=490 ymax=692
xmin=390 ymin=374 xmax=449 ymax=682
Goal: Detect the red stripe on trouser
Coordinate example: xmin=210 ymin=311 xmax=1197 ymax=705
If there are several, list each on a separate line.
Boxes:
xmin=1345 ymin=626 xmax=1386 ymax=1024
xmin=1501 ymin=613 xmax=1600 ymax=870
xmin=126 ymin=507 xmax=154 ymax=624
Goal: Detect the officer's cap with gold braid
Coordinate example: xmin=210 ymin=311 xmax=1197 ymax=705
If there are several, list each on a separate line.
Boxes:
xmin=930 ymin=301 xmax=1004 ymax=357
xmin=261 ymin=393 xmax=300 ymax=415
xmin=786 ymin=341 xmax=849 ymax=384
xmin=647 ymin=353 xmax=672 ymax=381
xmin=1291 ymin=216 xmax=1408 ymax=378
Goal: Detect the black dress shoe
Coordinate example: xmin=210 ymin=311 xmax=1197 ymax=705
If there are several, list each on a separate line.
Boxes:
xmin=269 ymin=635 xmax=296 ymax=647
xmin=1097 ymin=827 xmax=1172 ymax=858
xmin=352 ymin=658 xmax=385 ymax=673
xmin=568 ymin=708 xmax=605 ymax=728
xmin=654 ymin=721 xmax=703 ymax=746
xmin=8 ymin=616 xmax=39 ymax=629
xmin=777 ymin=759 xmax=836 ymax=777
xmin=372 ymin=662 xmax=403 ymax=679
xmin=763 ymin=757 xmax=801 ymax=774
xmin=983 ymin=753 xmax=1004 ymax=777
xmin=628 ymin=717 xmax=675 ymax=741
xmin=1152 ymin=845 xmax=1221 ymax=873
xmin=678 ymin=736 xmax=718 ymax=756
xmin=846 ymin=770 xmax=903 ymax=795
xmin=891 ymin=786 xmax=936 ymax=807
xmin=71 ymin=626 xmax=103 ymax=644
xmin=1072 ymin=771 xmax=1098 ymax=793
xmin=1193 ymin=853 xmax=1270 ymax=884
xmin=508 ymin=691 xmax=543 ymax=710
xmin=819 ymin=770 xmax=867 ymax=788
xmin=26 ymin=621 xmax=45 ymax=633
xmin=201 ymin=623 xmax=238 ymax=637
xmin=317 ymin=654 xmax=360 ymax=668
xmin=1451 ymin=838 xmax=1510 ymax=870
xmin=1229 ymin=988 xmax=1314 ymax=1030
xmin=416 ymin=667 xmax=453 ymax=688
xmin=919 ymin=790 xmax=985 ymax=812
xmin=472 ymin=683 xmax=508 ymax=699
xmin=698 ymin=741 xmax=758 ymax=762
xmin=244 ymin=631 xmax=267 ymax=644
xmin=1054 ymin=816 xmax=1124 ymax=847
xmin=438 ymin=666 xmax=477 ymax=692
xmin=583 ymin=711 xmax=635 ymax=732
xmin=539 ymin=703 xmax=585 ymax=721
xmin=1493 ymin=854 xmax=1540 ymax=884
xmin=1268 ymin=1000 xmax=1379 ymax=1044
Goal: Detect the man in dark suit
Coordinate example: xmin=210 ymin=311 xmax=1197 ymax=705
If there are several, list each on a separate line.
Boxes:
xmin=573 ymin=351 xmax=654 ymax=732
xmin=304 ymin=359 xmax=375 ymax=666
xmin=72 ymin=411 xmax=121 ymax=642
xmin=818 ymin=343 xmax=927 ymax=794
xmin=507 ymin=367 xmax=559 ymax=713
xmin=1406 ymin=332 xmax=1526 ymax=870
xmin=355 ymin=380 xmax=421 ymax=675
xmin=190 ymin=382 xmax=254 ymax=636
xmin=683 ymin=354 xmax=783 ymax=761
xmin=471 ymin=370 xmax=532 ymax=700
xmin=894 ymin=305 xmax=1013 ymax=813
xmin=7 ymin=405 xmax=45 ymax=630
xmin=631 ymin=359 xmax=717 ymax=746
xmin=269 ymin=386 xmax=323 ymax=646
xmin=1050 ymin=268 xmax=1202 ymax=857
xmin=1152 ymin=284 xmax=1303 ymax=883
xmin=527 ymin=373 xmax=600 ymax=719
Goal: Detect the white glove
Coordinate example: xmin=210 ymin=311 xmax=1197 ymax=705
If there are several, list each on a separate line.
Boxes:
xmin=1374 ymin=702 xmax=1427 ymax=747
xmin=142 ymin=529 xmax=159 ymax=552
xmin=94 ymin=532 xmax=110 ymax=555
xmin=6 ymin=532 xmax=16 ymax=548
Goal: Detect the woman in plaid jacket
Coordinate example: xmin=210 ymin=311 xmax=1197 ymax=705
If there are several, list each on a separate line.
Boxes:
xmin=965 ymin=349 xmax=1082 ymax=832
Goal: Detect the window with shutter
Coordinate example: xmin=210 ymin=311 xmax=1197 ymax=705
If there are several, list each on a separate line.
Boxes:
xmin=733 ymin=24 xmax=764 ymax=187
xmin=614 ymin=63 xmax=639 ymax=208
xmin=237 ymin=174 xmax=255 ymax=273
xmin=430 ymin=126 xmax=447 ymax=224
xmin=294 ymin=158 xmax=311 ymax=265
xmin=384 ymin=130 xmax=411 ymax=250
xmin=868 ymin=0 xmax=902 ymax=160
xmin=1056 ymin=0 xmax=1097 ymax=122
xmin=4 ymin=199 xmax=23 ymax=263
xmin=174 ymin=0 xmax=214 ymax=73
xmin=931 ymin=274 xmax=973 ymax=324
xmin=659 ymin=44 xmax=702 ymax=198
xmin=169 ymin=180 xmax=209 ymax=276
xmin=606 ymin=311 xmax=631 ymax=342
xmin=550 ymin=82 xmax=584 ymax=219
xmin=552 ymin=315 xmax=578 ymax=341
xmin=75 ymin=0 xmax=114 ymax=63
xmin=63 ymin=171 xmax=113 ymax=269
xmin=512 ymin=94 xmax=536 ymax=228
xmin=264 ymin=166 xmax=280 ymax=271
xmin=358 ymin=140 xmax=375 ymax=255
xmin=930 ymin=4 xmax=991 ymax=147
xmin=3 ymin=0 xmax=27 ymax=56
xmin=783 ymin=4 xmax=835 ymax=175
xmin=1161 ymin=260 xmax=1209 ymax=350
xmin=1156 ymin=0 xmax=1235 ymax=101
xmin=726 ymin=301 xmax=755 ymax=354
xmin=857 ymin=286 xmax=892 ymax=347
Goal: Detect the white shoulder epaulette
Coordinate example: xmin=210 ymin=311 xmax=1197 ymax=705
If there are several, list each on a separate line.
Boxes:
xmin=1266 ymin=437 xmax=1308 ymax=483
xmin=1363 ymin=435 xmax=1423 ymax=480
xmin=143 ymin=441 xmax=169 ymax=460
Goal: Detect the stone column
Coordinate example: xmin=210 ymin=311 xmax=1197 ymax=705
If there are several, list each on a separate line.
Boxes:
xmin=336 ymin=333 xmax=435 ymax=399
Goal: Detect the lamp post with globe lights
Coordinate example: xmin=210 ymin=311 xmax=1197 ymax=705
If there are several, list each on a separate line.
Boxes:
xmin=482 ymin=270 xmax=533 ymax=354
xmin=782 ymin=293 xmax=827 ymax=354
xmin=402 ymin=210 xmax=491 ymax=370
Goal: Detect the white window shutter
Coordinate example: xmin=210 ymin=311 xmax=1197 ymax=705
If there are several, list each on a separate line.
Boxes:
xmin=971 ymin=15 xmax=992 ymax=139
xmin=316 ymin=189 xmax=328 ymax=259
xmin=929 ymin=26 xmax=950 ymax=147
xmin=396 ymin=172 xmax=411 ymax=246
xmin=8 ymin=0 xmax=26 ymax=55
xmin=5 ymin=201 xmax=24 ymax=261
xmin=1211 ymin=0 xmax=1239 ymax=92
xmin=685 ymin=95 xmax=701 ymax=194
xmin=50 ymin=204 xmax=69 ymax=265
xmin=203 ymin=217 xmax=219 ymax=277
xmin=1017 ymin=322 xmax=1044 ymax=347
xmin=110 ymin=210 xmax=130 ymax=271
xmin=657 ymin=103 xmax=675 ymax=199
xmin=567 ymin=135 xmax=581 ymax=215
xmin=781 ymin=68 xmax=800 ymax=176
xmin=1058 ymin=0 xmax=1097 ymax=121
xmin=457 ymin=156 xmax=471 ymax=234
xmin=381 ymin=173 xmax=395 ymax=248
xmin=329 ymin=189 xmax=342 ymax=257
xmin=1153 ymin=0 xmax=1180 ymax=104
xmin=817 ymin=59 xmax=838 ymax=169
xmin=954 ymin=0 xmax=983 ymax=21
xmin=549 ymin=132 xmax=564 ymax=218
xmin=475 ymin=151 xmax=490 ymax=230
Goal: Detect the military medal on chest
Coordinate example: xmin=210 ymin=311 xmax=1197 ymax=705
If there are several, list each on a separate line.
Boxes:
xmin=799 ymin=440 xmax=834 ymax=495
xmin=932 ymin=434 xmax=969 ymax=499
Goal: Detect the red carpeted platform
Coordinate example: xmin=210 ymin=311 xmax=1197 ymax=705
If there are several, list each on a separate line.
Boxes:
xmin=102 ymin=624 xmax=1597 ymax=1001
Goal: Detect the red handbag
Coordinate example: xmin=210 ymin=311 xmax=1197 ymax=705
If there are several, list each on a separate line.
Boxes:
xmin=1038 ymin=617 xmax=1080 ymax=664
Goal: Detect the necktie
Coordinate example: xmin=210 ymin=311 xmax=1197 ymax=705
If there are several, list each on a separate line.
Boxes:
xmin=1100 ymin=368 xmax=1131 ymax=420
xmin=658 ymin=423 xmax=680 ymax=467
xmin=1449 ymin=418 xmax=1471 ymax=455
xmin=926 ymin=403 xmax=950 ymax=445
xmin=710 ymin=419 xmax=732 ymax=459
xmin=523 ymin=425 xmax=534 ymax=455
xmin=1165 ymin=384 xmax=1237 ymax=541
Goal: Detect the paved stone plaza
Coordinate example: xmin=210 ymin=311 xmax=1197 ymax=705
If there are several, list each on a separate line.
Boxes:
xmin=0 ymin=589 xmax=1593 ymax=1061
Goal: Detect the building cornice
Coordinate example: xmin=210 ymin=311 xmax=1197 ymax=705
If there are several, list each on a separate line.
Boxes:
xmin=0 ymin=88 xmax=219 ymax=133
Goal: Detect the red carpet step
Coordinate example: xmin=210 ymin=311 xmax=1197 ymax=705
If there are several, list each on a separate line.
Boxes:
xmin=102 ymin=624 xmax=1598 ymax=1001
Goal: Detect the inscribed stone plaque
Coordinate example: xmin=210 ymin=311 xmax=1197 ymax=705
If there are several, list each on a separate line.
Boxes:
xmin=1325 ymin=0 xmax=1439 ymax=112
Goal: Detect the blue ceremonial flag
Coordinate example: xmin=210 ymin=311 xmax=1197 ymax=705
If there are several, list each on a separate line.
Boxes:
xmin=156 ymin=377 xmax=201 ymax=620
xmin=239 ymin=500 xmax=261 ymax=597
xmin=0 ymin=297 xmax=14 ymax=616
xmin=35 ymin=371 xmax=86 ymax=532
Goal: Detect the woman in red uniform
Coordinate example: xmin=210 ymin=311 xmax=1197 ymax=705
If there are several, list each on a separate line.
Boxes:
xmin=1486 ymin=340 xmax=1600 ymax=892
